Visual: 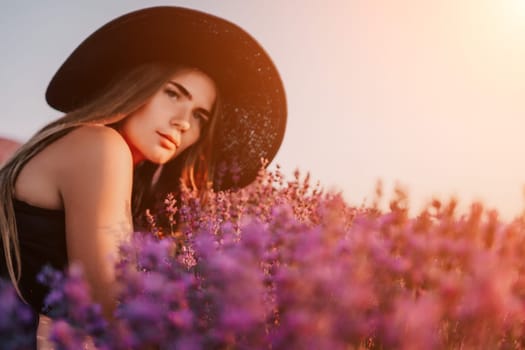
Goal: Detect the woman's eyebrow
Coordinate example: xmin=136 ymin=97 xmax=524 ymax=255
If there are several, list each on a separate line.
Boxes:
xmin=168 ymin=81 xmax=212 ymax=118
xmin=168 ymin=81 xmax=192 ymax=100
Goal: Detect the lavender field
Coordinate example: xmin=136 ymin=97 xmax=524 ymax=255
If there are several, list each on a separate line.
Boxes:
xmin=3 ymin=166 xmax=525 ymax=349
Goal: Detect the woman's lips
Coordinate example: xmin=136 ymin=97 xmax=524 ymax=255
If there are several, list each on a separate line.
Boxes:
xmin=157 ymin=131 xmax=179 ymax=149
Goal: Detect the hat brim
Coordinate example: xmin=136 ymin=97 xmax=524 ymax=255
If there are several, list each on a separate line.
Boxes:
xmin=46 ymin=6 xmax=287 ymax=189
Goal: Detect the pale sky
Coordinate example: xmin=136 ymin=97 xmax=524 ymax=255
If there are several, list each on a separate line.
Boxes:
xmin=2 ymin=0 xmax=525 ymax=220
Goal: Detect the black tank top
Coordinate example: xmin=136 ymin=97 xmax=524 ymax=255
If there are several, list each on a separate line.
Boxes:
xmin=0 ymin=198 xmax=68 ymax=313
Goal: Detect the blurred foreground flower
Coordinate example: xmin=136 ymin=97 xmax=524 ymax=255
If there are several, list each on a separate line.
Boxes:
xmin=0 ymin=279 xmax=38 ymax=349
xmin=5 ymin=167 xmax=525 ymax=349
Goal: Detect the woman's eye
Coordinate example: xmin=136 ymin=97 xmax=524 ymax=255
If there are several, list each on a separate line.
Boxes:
xmin=165 ymin=89 xmax=180 ymax=99
xmin=194 ymin=112 xmax=209 ymax=124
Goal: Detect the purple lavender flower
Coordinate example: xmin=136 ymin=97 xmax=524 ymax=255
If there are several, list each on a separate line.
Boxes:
xmin=8 ymin=167 xmax=525 ymax=349
xmin=0 ymin=279 xmax=37 ymax=350
xmin=49 ymin=320 xmax=86 ymax=350
xmin=38 ymin=264 xmax=109 ymax=348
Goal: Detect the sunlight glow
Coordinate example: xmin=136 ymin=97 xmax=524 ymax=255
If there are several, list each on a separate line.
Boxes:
xmin=509 ymin=0 xmax=525 ymax=13
xmin=500 ymin=0 xmax=525 ymax=32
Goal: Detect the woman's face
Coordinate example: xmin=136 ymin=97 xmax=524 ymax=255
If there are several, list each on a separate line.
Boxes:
xmin=120 ymin=67 xmax=217 ymax=165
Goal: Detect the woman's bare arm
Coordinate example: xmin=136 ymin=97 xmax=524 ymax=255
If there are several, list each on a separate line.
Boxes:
xmin=56 ymin=125 xmax=134 ymax=319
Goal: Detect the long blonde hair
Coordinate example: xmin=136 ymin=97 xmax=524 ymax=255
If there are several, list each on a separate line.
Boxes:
xmin=0 ymin=62 xmax=220 ymax=298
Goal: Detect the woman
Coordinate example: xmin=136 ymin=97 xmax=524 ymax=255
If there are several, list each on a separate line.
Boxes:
xmin=0 ymin=6 xmax=286 ymax=346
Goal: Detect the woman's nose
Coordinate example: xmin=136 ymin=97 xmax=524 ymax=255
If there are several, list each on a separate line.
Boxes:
xmin=170 ymin=110 xmax=191 ymax=131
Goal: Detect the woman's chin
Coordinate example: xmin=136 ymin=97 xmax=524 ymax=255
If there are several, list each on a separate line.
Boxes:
xmin=151 ymin=157 xmax=172 ymax=165
xmin=145 ymin=145 xmax=185 ymax=164
xmin=145 ymin=151 xmax=174 ymax=165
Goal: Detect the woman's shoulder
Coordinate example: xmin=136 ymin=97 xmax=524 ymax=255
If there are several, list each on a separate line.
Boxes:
xmin=63 ymin=125 xmax=129 ymax=153
xmin=51 ymin=125 xmax=130 ymax=164
xmin=52 ymin=125 xmax=134 ymax=209
xmin=15 ymin=125 xmax=133 ymax=209
xmin=55 ymin=125 xmax=133 ymax=174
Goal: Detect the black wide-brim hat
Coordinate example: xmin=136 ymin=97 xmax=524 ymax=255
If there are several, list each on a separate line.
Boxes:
xmin=46 ymin=6 xmax=286 ymax=190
